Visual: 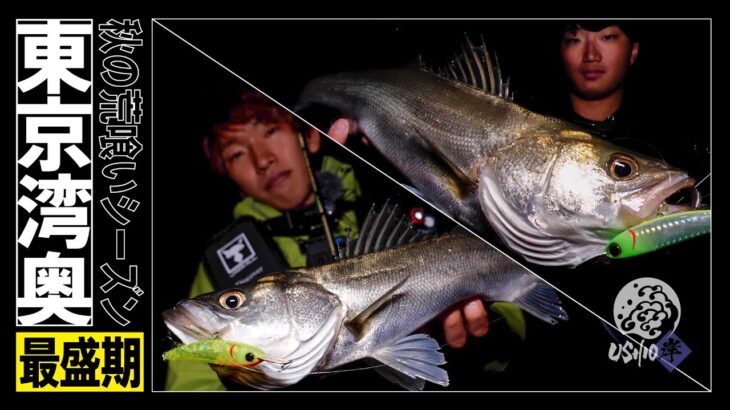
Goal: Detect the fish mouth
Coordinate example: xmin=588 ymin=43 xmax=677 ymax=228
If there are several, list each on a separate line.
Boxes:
xmin=658 ymin=184 xmax=702 ymax=215
xmin=638 ymin=174 xmax=701 ymax=220
xmin=163 ymin=301 xmax=218 ymax=345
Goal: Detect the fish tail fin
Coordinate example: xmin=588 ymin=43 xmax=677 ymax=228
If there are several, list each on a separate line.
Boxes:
xmin=513 ymin=281 xmax=569 ymax=325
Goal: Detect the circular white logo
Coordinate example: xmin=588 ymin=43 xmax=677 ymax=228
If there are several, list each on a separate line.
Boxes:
xmin=613 ymin=277 xmax=681 ymax=340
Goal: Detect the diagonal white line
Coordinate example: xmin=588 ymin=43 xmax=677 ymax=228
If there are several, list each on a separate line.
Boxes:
xmin=152 ymin=20 xmax=710 ymax=392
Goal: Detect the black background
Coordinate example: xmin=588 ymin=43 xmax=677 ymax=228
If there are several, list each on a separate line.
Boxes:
xmin=151 ymin=19 xmax=710 ymax=391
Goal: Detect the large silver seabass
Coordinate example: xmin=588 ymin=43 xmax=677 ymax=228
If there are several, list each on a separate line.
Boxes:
xmin=298 ymin=53 xmax=700 ymax=267
xmin=164 ymin=233 xmax=566 ymax=390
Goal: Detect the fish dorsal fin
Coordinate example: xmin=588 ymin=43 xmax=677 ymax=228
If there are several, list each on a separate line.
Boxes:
xmin=346 ymin=202 xmax=433 ymax=259
xmin=346 ymin=273 xmax=410 ymax=339
xmin=371 ymin=333 xmax=449 ymax=389
xmin=425 ymin=33 xmax=514 ymax=100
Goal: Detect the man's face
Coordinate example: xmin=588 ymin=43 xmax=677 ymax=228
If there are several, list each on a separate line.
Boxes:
xmin=218 ymin=121 xmax=319 ymax=211
xmin=561 ymin=25 xmax=639 ymax=100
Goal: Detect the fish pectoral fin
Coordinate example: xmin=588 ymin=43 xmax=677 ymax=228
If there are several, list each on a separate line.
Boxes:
xmin=513 ymin=282 xmax=569 ymax=325
xmin=370 ymin=333 xmax=448 ymax=389
xmin=413 ymin=128 xmax=476 ymax=199
xmin=346 ymin=274 xmax=410 ymax=339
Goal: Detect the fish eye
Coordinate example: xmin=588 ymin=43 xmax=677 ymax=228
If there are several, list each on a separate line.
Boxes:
xmin=219 ymin=290 xmax=245 ymax=309
xmin=245 ymin=352 xmax=255 ymax=362
xmin=607 ymin=154 xmax=639 ymax=181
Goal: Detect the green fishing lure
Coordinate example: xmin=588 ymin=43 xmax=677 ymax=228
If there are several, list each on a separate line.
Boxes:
xmin=605 ymin=210 xmax=710 ymax=259
xmin=163 ymin=339 xmax=266 ymax=367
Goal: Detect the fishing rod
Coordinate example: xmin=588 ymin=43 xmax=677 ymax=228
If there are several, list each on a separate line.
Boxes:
xmin=297 ymin=131 xmax=337 ymax=261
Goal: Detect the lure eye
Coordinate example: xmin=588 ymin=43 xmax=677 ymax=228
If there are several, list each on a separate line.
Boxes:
xmin=607 ymin=243 xmax=622 ymax=258
xmin=607 ymin=154 xmax=639 ymax=181
xmin=245 ymin=352 xmax=255 ymax=362
xmin=219 ymin=291 xmax=245 ymax=309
